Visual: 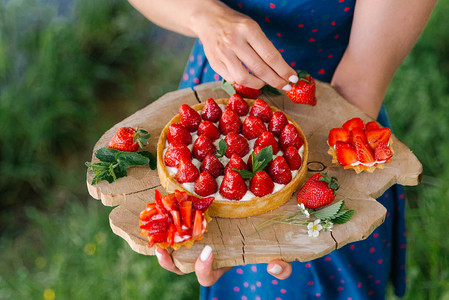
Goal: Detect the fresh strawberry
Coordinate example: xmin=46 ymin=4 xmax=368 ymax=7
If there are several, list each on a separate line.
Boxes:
xmin=174 ymin=190 xmax=189 ymax=203
xmin=328 ymin=128 xmax=350 ymax=147
xmin=192 ymin=134 xmax=216 ymax=162
xmin=219 ymin=109 xmax=242 ymax=135
xmin=255 ymin=131 xmax=279 ymax=154
xmin=195 ymin=171 xmax=218 ymax=196
xmin=140 ymin=216 xmax=169 ymax=235
xmin=242 ymin=116 xmax=266 ymax=140
xmin=348 ymin=127 xmax=367 ymax=147
xmin=268 ymin=111 xmax=289 ymax=137
xmin=179 ymin=104 xmax=202 ymax=132
xmin=250 ymin=171 xmax=274 ymax=197
xmin=224 ymin=132 xmax=249 ymax=158
xmin=224 ymin=153 xmax=249 ymax=174
xmin=175 ymin=158 xmax=200 ymax=183
xmin=164 ymin=142 xmax=191 ymax=167
xmin=268 ymin=156 xmax=292 ymax=184
xmin=296 ymin=173 xmax=339 ymax=209
xmin=161 ymin=193 xmax=179 ymax=211
xmin=286 ymin=72 xmax=316 ymax=105
xmin=167 ymin=224 xmax=176 ymax=246
xmin=249 ymin=99 xmax=273 ymax=123
xmin=192 ymin=210 xmax=203 ymax=239
xmin=147 ymin=232 xmax=169 ymax=247
xmin=197 ymin=121 xmax=221 ymax=141
xmin=191 ymin=195 xmax=214 ymax=213
xmin=366 ymin=128 xmax=391 ymax=150
xmin=335 ymin=141 xmax=358 ymax=166
xmin=201 ymin=98 xmax=222 ymax=123
xmin=234 ymin=83 xmax=261 ymax=99
xmin=200 ymin=154 xmax=224 ymax=178
xmin=107 ymin=127 xmax=151 ymax=152
xmin=279 ymin=124 xmax=304 ymax=151
xmin=179 ymin=200 xmax=192 ymax=228
xmin=374 ymin=142 xmax=393 ymax=161
xmin=365 ymin=121 xmax=380 ymax=132
xmin=219 ymin=169 xmax=248 ymax=200
xmin=167 ymin=123 xmax=192 ymax=145
xmin=139 ymin=203 xmax=158 ymax=222
xmin=227 ymin=94 xmax=250 ymax=116
xmin=354 ymin=136 xmax=375 ymax=164
xmin=342 ymin=117 xmax=365 ymax=132
xmin=283 ymin=146 xmax=302 ymax=170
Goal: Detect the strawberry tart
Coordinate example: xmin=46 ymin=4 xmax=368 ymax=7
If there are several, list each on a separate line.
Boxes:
xmin=157 ymin=95 xmax=309 ymax=218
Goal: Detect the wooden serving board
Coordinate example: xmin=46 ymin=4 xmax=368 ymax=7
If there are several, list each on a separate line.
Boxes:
xmin=87 ymin=81 xmax=422 ymax=273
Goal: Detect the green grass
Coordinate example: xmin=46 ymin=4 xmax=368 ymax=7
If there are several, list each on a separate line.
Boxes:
xmin=1 ymin=0 xmax=449 ymax=299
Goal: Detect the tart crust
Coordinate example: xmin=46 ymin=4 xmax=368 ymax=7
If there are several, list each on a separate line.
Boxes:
xmin=157 ymin=98 xmax=309 ymax=218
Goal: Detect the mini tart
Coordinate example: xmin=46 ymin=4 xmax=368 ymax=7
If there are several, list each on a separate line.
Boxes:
xmin=157 ymin=98 xmax=308 ymax=218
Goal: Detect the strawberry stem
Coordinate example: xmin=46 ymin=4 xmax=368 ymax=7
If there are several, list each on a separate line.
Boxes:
xmin=318 ymin=173 xmax=340 ymax=194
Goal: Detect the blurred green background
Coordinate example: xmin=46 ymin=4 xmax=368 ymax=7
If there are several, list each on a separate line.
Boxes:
xmin=1 ymin=0 xmax=448 ymax=299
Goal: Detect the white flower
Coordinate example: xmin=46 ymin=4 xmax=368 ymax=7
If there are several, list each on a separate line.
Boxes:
xmin=297 ymin=203 xmax=310 ymax=218
xmin=307 ymin=219 xmax=323 ymax=237
xmin=322 ymin=220 xmax=334 ymax=232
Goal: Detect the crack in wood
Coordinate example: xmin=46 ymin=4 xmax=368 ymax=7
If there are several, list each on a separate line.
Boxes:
xmin=125 ymin=184 xmax=162 ymax=196
xmin=237 ymin=225 xmax=246 ymax=265
xmin=193 ymin=88 xmax=201 ymax=103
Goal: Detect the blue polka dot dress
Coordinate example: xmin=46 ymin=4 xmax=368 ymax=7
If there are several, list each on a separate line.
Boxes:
xmin=178 ymin=1 xmax=407 ymax=299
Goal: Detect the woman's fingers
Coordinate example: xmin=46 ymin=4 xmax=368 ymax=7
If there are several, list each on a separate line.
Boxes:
xmin=195 ymin=245 xmax=232 ymax=287
xmin=267 ymin=260 xmax=293 ymax=280
xmin=155 ymin=247 xmax=185 ymax=275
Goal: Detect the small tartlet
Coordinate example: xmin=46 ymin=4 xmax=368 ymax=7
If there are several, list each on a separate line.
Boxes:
xmin=157 ymin=98 xmax=309 ymax=218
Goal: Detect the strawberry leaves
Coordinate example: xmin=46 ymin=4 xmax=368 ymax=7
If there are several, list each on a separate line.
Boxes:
xmin=235 ymin=146 xmax=273 ymax=179
xmin=312 ymin=200 xmax=354 ymax=224
xmin=133 ymin=129 xmax=151 ymax=149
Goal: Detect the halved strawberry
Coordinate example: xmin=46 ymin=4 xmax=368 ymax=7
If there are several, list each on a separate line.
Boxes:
xmin=192 ymin=210 xmax=203 ymax=239
xmin=161 ymin=193 xmax=179 ymax=211
xmin=192 ymin=134 xmax=216 ymax=162
xmin=225 ymin=153 xmax=249 ymax=174
xmin=167 ymin=123 xmax=192 ymax=145
xmin=164 ymin=142 xmax=191 ymax=167
xmin=191 ymin=196 xmax=214 ymax=213
xmin=255 ymin=131 xmax=279 ymax=154
xmin=179 ymin=200 xmax=192 ymax=228
xmin=219 ymin=169 xmax=248 ymax=200
xmin=175 ymin=158 xmax=200 ymax=183
xmin=328 ymin=128 xmax=350 ymax=147
xmin=179 ymin=104 xmax=201 ymax=132
xmin=234 ymin=84 xmax=261 ymax=99
xmin=154 ymin=189 xmax=167 ymax=214
xmin=227 ymin=94 xmax=250 ymax=116
xmin=250 ymin=171 xmax=274 ymax=197
xmin=342 ymin=117 xmax=365 ymax=132
xmin=374 ymin=142 xmax=393 ymax=161
xmin=200 ymin=154 xmax=224 ymax=178
xmin=365 ymin=121 xmax=380 ymax=132
xmin=147 ymin=232 xmax=169 ymax=247
xmin=335 ymin=141 xmax=358 ymax=166
xmin=249 ymin=99 xmax=273 ymax=123
xmin=167 ymin=224 xmax=177 ymax=246
xmin=283 ymin=146 xmax=302 ymax=170
xmin=268 ymin=156 xmax=292 ymax=184
xmin=170 ymin=210 xmax=183 ymax=232
xmin=194 ymin=171 xmax=218 ymax=197
xmin=349 ymin=127 xmax=367 ymax=147
xmin=219 ymin=109 xmax=242 ymax=135
xmin=198 ymin=121 xmax=221 ymax=141
xmin=225 ymin=132 xmax=249 ymax=158
xmin=174 ymin=190 xmax=188 ymax=203
xmin=366 ymin=128 xmax=391 ymax=150
xmin=139 ymin=203 xmax=158 ymax=222
xmin=139 ymin=217 xmax=169 ymax=234
xmin=279 ymin=124 xmax=304 ymax=151
xmin=354 ymin=136 xmax=375 ymax=164
xmin=268 ymin=111 xmax=289 ymax=137
xmin=242 ymin=116 xmax=266 ymax=140
xmin=201 ymin=98 xmax=222 ymax=123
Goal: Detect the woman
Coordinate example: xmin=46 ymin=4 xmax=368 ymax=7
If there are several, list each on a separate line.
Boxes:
xmin=128 ymin=0 xmax=435 ymax=298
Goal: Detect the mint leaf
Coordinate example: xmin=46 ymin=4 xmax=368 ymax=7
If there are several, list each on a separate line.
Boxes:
xmin=331 ymin=209 xmax=355 ymax=224
xmin=220 ymin=79 xmax=237 ymax=96
xmin=116 ymin=152 xmax=149 ymax=170
xmin=235 ymin=169 xmax=254 ymax=179
xmin=252 ymin=146 xmax=273 ymax=173
xmin=85 ymin=161 xmax=117 ymax=184
xmin=138 ymin=151 xmax=157 ymax=170
xmin=95 ymin=147 xmax=120 ymax=163
xmin=312 ymin=200 xmax=345 ymax=220
xmin=215 ymin=139 xmax=227 ymax=158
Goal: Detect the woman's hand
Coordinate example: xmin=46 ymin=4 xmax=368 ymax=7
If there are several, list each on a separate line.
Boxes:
xmin=155 ymin=245 xmax=293 ymax=286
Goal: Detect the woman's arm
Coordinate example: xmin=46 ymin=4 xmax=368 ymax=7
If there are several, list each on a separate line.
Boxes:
xmin=331 ymin=0 xmax=436 ymax=119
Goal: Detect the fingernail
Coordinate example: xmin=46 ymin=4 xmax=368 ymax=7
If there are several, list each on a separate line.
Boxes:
xmin=282 ymin=84 xmax=292 ymax=91
xmin=200 ymin=245 xmax=212 ymax=262
xmin=289 ymin=75 xmax=299 ymax=83
xmin=155 ymin=248 xmax=163 ymax=260
xmin=268 ymin=264 xmax=282 ymax=274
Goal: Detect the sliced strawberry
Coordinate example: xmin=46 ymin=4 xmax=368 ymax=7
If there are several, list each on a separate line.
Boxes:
xmin=190 ymin=195 xmax=214 ymax=213
xmin=225 ymin=153 xmax=249 ymax=174
xmin=242 ymin=116 xmax=266 ymax=140
xmin=147 ymin=232 xmax=168 ymax=247
xmin=354 ymin=136 xmax=375 ymax=164
xmin=349 ymin=127 xmax=367 ymax=147
xmin=227 ymin=94 xmax=250 ymax=116
xmin=365 ymin=121 xmax=380 ymax=132
xmin=335 ymin=141 xmax=358 ymax=166
xmin=219 ymin=169 xmax=248 ymax=200
xmin=374 ymin=142 xmax=393 ymax=161
xmin=201 ymin=98 xmax=222 ymax=123
xmin=219 ymin=109 xmax=242 ymax=135
xmin=328 ymin=128 xmax=350 ymax=147
xmin=342 ymin=117 xmax=365 ymax=132
xmin=225 ymin=132 xmax=249 ymax=158
xmin=198 ymin=121 xmax=221 ymax=141
xmin=174 ymin=190 xmax=188 ymax=203
xmin=195 ymin=171 xmax=218 ymax=197
xmin=200 ymin=154 xmax=224 ymax=178
xmin=268 ymin=156 xmax=292 ymax=184
xmin=250 ymin=171 xmax=274 ymax=197
xmin=167 ymin=224 xmax=177 ymax=246
xmin=268 ymin=111 xmax=289 ymax=137
xmin=192 ymin=210 xmax=203 ymax=239
xmin=170 ymin=210 xmax=183 ymax=232
xmin=154 ymin=189 xmax=167 ymax=214
xmin=164 ymin=142 xmax=191 ymax=167
xmin=161 ymin=193 xmax=179 ymax=211
xmin=234 ymin=84 xmax=261 ymax=99
xmin=179 ymin=200 xmax=192 ymax=228
xmin=179 ymin=104 xmax=201 ymax=132
xmin=139 ymin=203 xmax=158 ymax=222
xmin=175 ymin=158 xmax=200 ymax=183
xmin=279 ymin=124 xmax=304 ymax=151
xmin=249 ymin=99 xmax=273 ymax=123
xmin=283 ymin=146 xmax=302 ymax=170
xmin=255 ymin=131 xmax=279 ymax=155
xmin=140 ymin=217 xmax=170 ymax=235
xmin=366 ymin=128 xmax=391 ymax=150
xmin=192 ymin=134 xmax=216 ymax=162
xmin=167 ymin=123 xmax=192 ymax=145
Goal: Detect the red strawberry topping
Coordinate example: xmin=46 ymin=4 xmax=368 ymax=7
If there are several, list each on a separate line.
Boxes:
xmin=335 ymin=141 xmax=358 ymax=166
xmin=254 ymin=131 xmax=279 ymax=155
xmin=224 ymin=132 xmax=249 ymax=158
xmin=227 ymin=94 xmax=250 ymax=116
xmin=198 ymin=121 xmax=221 ymax=141
xmin=219 ymin=169 xmax=248 ymax=200
xmin=175 ymin=158 xmax=200 ymax=183
xmin=249 ymin=99 xmax=273 ymax=123
xmin=192 ymin=134 xmax=216 ymax=162
xmin=224 ymin=153 xmax=249 ymax=174
xmin=179 ymin=104 xmax=202 ymax=132
xmin=279 ymin=124 xmax=304 ymax=151
xmin=201 ymin=98 xmax=222 ymax=123
xmin=250 ymin=171 xmax=274 ymax=197
xmin=219 ymin=109 xmax=242 ymax=135
xmin=283 ymin=146 xmax=302 ymax=170
xmin=164 ymin=142 xmax=191 ymax=167
xmin=328 ymin=128 xmax=350 ymax=147
xmin=365 ymin=121 xmax=380 ymax=132
xmin=200 ymin=154 xmax=224 ymax=178
xmin=366 ymin=128 xmax=391 ymax=150
xmin=349 ymin=127 xmax=367 ymax=147
xmin=167 ymin=123 xmax=192 ymax=145
xmin=374 ymin=142 xmax=393 ymax=161
xmin=354 ymin=136 xmax=375 ymax=164
xmin=191 ymin=195 xmax=215 ymax=213
xmin=268 ymin=111 xmax=289 ymax=137
xmin=296 ymin=173 xmax=339 ymax=209
xmin=268 ymin=156 xmax=292 ymax=184
xmin=234 ymin=83 xmax=261 ymax=99
xmin=286 ymin=74 xmax=317 ymax=106
xmin=242 ymin=116 xmax=266 ymax=140
xmin=342 ymin=117 xmax=365 ymax=132
xmin=195 ymin=171 xmax=218 ymax=196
